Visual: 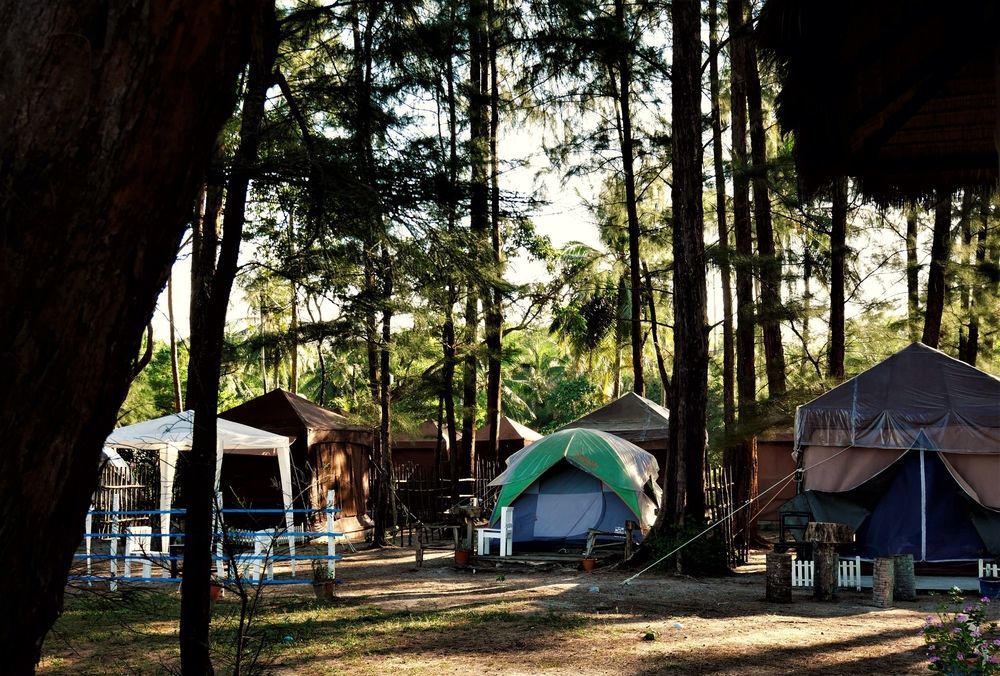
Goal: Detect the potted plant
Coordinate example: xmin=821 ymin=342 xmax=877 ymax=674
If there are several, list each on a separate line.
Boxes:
xmin=454 ymin=546 xmax=472 ymax=567
xmin=210 ymin=581 xmax=224 ymax=603
xmin=311 ymin=561 xmax=335 ymax=601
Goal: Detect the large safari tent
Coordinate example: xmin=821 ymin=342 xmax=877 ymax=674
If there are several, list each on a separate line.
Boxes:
xmin=221 ymin=389 xmax=373 ymax=536
xmin=785 ymin=343 xmax=1000 ymax=561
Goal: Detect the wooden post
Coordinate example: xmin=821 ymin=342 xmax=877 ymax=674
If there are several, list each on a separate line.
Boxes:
xmin=873 ymin=557 xmax=895 ymax=608
xmin=624 ymin=521 xmax=636 ymax=562
xmin=416 ymin=527 xmax=425 ymax=568
xmin=327 ymin=490 xmax=336 ymax=578
xmin=804 ymin=522 xmax=854 ymax=602
xmin=766 ymin=552 xmax=793 ymax=602
xmin=110 ymin=493 xmax=120 ymax=591
xmin=893 ymin=554 xmax=916 ymax=601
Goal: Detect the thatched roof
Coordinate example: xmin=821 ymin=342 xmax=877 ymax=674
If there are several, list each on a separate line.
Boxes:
xmin=757 ymin=0 xmax=999 ymax=202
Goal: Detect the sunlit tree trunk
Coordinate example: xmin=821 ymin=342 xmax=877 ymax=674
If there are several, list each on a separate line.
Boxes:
xmin=746 ymin=26 xmax=786 ymax=398
xmin=708 ymin=0 xmax=735 ymax=436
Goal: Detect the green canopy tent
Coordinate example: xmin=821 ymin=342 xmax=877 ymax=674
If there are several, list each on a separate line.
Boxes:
xmin=488 ymin=428 xmax=661 ymax=550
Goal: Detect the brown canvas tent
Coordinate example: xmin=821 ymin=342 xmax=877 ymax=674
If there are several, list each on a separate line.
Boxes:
xmin=475 ymin=416 xmax=542 ymax=464
xmin=393 ymin=420 xmax=450 ymax=476
xmin=785 ymin=343 xmax=1000 ymax=561
xmin=556 ymin=392 xmax=670 ymax=481
xmin=220 ymin=389 xmax=373 ymax=537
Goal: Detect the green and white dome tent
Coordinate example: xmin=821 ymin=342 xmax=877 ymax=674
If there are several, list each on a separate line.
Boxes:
xmin=488 ymin=428 xmax=661 ymax=550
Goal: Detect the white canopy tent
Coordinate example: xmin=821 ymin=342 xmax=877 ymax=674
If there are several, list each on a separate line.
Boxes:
xmin=105 ymin=411 xmax=294 ymax=552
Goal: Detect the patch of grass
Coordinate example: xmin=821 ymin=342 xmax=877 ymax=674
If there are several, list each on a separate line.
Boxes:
xmin=43 ymin=590 xmax=595 ymax=673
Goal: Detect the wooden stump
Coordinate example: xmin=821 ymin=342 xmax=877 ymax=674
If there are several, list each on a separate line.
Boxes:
xmin=893 ymin=554 xmax=916 ymax=601
xmin=813 ymin=543 xmax=839 ymax=601
xmin=873 ymin=557 xmax=895 ymax=608
xmin=766 ymin=552 xmax=792 ymax=603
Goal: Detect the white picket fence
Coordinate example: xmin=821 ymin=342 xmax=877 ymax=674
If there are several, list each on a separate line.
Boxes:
xmin=980 ymin=560 xmax=999 ymax=578
xmin=791 ymin=556 xmax=863 ymax=591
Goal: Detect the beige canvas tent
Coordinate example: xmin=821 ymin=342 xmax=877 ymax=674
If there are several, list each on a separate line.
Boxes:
xmin=475 ymin=416 xmax=542 ymax=463
xmin=787 ymin=343 xmax=1000 ymax=561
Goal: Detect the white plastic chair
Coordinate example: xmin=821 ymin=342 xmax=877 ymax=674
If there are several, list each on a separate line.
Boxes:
xmin=476 ymin=507 xmax=513 ymax=557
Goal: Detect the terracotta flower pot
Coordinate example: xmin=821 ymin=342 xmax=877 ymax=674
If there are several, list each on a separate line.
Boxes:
xmin=455 ymin=549 xmax=472 ymax=567
xmin=581 ymin=558 xmax=597 ymax=572
xmin=312 ymin=581 xmax=335 ymax=601
xmin=210 ymin=584 xmax=223 ymax=602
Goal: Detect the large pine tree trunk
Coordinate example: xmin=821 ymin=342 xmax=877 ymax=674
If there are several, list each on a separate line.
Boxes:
xmin=182 ymin=11 xmax=276 ymax=671
xmin=922 ymin=192 xmax=952 ymax=348
xmin=828 ymin=178 xmax=847 ymax=381
xmin=168 ymin=272 xmax=184 ymax=412
xmin=746 ymin=30 xmax=786 ymax=398
xmin=670 ymin=0 xmax=707 ymax=523
xmin=0 ymin=3 xmax=258 ymax=669
xmin=708 ymin=0 xmax=735 ymax=436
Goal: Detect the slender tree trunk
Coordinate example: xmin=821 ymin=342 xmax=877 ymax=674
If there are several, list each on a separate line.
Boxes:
xmin=182 ymin=10 xmax=276 ymax=671
xmin=745 ymin=25 xmax=786 ymax=398
xmin=922 ymin=191 xmax=952 ymax=348
xmin=443 ymin=39 xmax=461 ymax=500
xmin=726 ymin=0 xmax=757 ymax=563
xmin=906 ymin=206 xmax=921 ymax=341
xmin=378 ymin=244 xmax=396 ymax=537
xmin=727 ymin=0 xmax=756 ymax=418
xmin=287 ymin=213 xmax=299 ymax=394
xmin=669 ymin=0 xmax=707 ymax=524
xmin=965 ymin=195 xmax=990 ymax=366
xmin=642 ymin=262 xmax=672 ymax=407
xmin=483 ymin=0 xmax=503 ymax=462
xmin=611 ymin=0 xmax=645 ymax=396
xmin=828 ymin=178 xmax=847 ymax=381
xmin=462 ymin=0 xmax=489 ymax=480
xmin=168 ymin=272 xmax=184 ymax=413
xmin=709 ymin=0 xmax=735 ymax=436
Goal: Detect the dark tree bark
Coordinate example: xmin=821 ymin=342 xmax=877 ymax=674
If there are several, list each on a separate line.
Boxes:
xmin=461 ymin=0 xmax=489 ymax=480
xmin=965 ymin=195 xmax=990 ymax=366
xmin=612 ymin=0 xmax=645 ymax=397
xmin=483 ymin=0 xmax=503 ymax=462
xmin=726 ymin=0 xmax=756 ymax=418
xmin=442 ymin=37 xmax=461 ymax=499
xmin=642 ymin=262 xmax=672 ymax=408
xmin=708 ymin=0 xmax=735 ymax=436
xmin=906 ymin=206 xmax=921 ymax=341
xmin=0 ymin=2 xmax=259 ymax=669
xmin=168 ymin=272 xmax=184 ymax=413
xmin=922 ymin=192 xmax=952 ymax=348
xmin=182 ymin=8 xmax=276 ymax=672
xmin=726 ymin=0 xmax=757 ymax=562
xmin=377 ymin=244 xmax=396 ymax=537
xmin=828 ymin=178 xmax=848 ymax=381
xmin=746 ymin=26 xmax=786 ymax=398
xmin=669 ymin=0 xmax=707 ymax=523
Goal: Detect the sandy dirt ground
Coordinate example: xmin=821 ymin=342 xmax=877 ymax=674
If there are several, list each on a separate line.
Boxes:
xmin=273 ymin=546 xmax=945 ymax=675
xmin=43 ymin=544 xmax=975 ymax=674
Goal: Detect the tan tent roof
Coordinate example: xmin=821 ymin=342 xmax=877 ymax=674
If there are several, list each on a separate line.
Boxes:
xmin=557 ymin=392 xmax=669 ymax=443
xmin=474 ymin=416 xmax=542 ymax=443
